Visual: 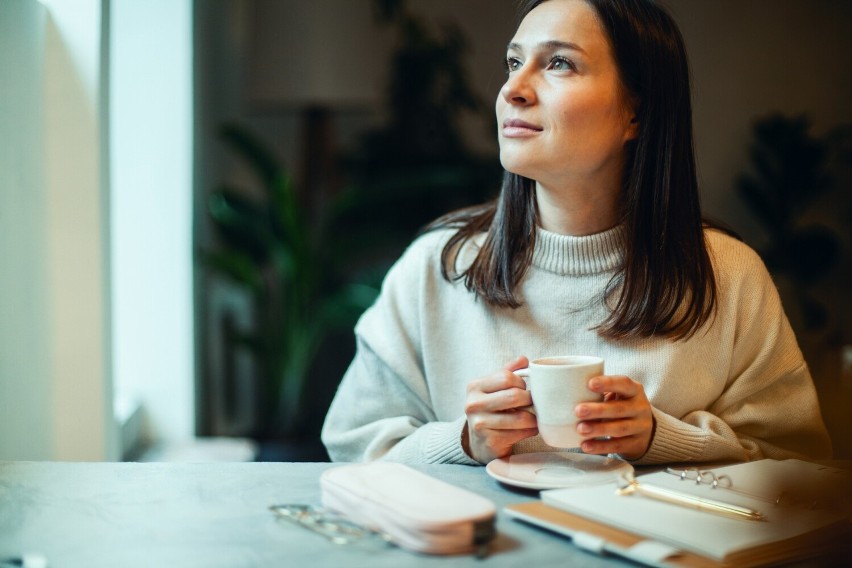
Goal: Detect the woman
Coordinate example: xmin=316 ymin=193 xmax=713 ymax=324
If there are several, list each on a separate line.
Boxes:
xmin=321 ymin=0 xmax=832 ymax=465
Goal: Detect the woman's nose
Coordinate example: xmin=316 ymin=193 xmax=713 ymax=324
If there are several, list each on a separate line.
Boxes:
xmin=500 ymin=68 xmax=536 ymax=106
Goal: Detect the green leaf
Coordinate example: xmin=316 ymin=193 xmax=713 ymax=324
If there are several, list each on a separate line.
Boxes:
xmin=208 ymin=189 xmax=275 ymax=263
xmin=318 ymin=283 xmax=380 ymax=329
xmin=219 ymin=124 xmax=281 ymax=189
xmin=269 ymin=174 xmax=309 ymax=258
xmin=198 ymin=249 xmax=264 ymax=292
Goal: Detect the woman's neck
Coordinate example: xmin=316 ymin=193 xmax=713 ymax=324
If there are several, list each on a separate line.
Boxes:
xmin=535 ymin=178 xmax=622 ymax=236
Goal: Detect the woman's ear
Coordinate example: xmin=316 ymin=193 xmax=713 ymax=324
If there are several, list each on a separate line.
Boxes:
xmin=624 ymin=114 xmax=639 ymax=142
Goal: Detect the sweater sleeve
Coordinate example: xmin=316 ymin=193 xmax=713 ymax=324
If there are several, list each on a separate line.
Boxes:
xmin=636 ymin=240 xmax=832 ymax=465
xmin=321 ymin=233 xmax=480 ymax=465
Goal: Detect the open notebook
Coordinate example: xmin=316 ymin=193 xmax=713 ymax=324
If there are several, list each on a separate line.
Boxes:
xmin=506 ymin=459 xmax=851 ymax=567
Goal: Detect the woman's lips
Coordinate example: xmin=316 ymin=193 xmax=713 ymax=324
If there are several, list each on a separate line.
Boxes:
xmin=502 ymin=118 xmax=544 ymax=138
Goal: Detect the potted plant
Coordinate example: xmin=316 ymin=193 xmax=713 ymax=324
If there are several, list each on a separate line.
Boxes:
xmin=737 ymin=113 xmax=852 ymax=458
xmin=201 ymin=124 xmax=381 ymax=440
xmin=736 ymin=113 xmax=849 ymax=332
xmin=200 ymin=0 xmax=503 ymax=450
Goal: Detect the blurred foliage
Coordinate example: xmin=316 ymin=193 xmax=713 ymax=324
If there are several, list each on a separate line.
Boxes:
xmin=339 ymin=0 xmax=503 ymax=248
xmin=201 ymin=0 xmax=502 ymax=439
xmin=201 ymin=124 xmax=382 ymax=438
xmin=737 ymin=114 xmax=852 ymax=332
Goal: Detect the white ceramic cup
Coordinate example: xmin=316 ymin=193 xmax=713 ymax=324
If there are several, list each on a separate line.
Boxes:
xmin=514 ymin=355 xmax=604 ymax=448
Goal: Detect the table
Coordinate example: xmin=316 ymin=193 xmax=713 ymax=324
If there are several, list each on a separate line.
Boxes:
xmin=0 ymin=461 xmax=613 ymax=568
xmin=0 ymin=461 xmax=844 ymax=568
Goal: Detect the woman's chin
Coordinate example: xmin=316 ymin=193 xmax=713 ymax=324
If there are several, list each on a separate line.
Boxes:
xmin=499 ymin=158 xmax=538 ymax=181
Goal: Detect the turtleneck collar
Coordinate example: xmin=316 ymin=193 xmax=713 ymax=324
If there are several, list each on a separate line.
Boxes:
xmin=532 ymin=224 xmax=625 ymax=276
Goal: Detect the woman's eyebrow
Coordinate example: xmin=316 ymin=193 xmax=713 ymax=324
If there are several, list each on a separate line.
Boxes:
xmin=506 ymin=40 xmax=586 ymax=54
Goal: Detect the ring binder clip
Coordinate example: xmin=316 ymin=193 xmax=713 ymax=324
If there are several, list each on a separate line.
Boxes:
xmin=617 ymin=472 xmax=764 ymax=521
xmin=665 ymin=467 xmax=732 ymax=490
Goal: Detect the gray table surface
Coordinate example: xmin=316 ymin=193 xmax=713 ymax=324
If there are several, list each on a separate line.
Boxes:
xmin=0 ymin=461 xmax=628 ymax=568
xmin=0 ymin=461 xmax=847 ymax=568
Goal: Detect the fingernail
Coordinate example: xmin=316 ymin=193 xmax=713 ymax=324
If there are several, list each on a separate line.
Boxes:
xmin=589 ymin=378 xmax=600 ymax=390
xmin=578 ymin=422 xmax=592 ymax=434
xmin=576 ymin=405 xmax=588 ymax=417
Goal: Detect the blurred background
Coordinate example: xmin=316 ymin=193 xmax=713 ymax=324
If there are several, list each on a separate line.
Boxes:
xmin=1 ymin=0 xmax=850 ymax=463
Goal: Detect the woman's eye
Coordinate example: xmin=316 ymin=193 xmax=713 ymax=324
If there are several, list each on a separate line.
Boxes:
xmin=504 ymin=57 xmax=522 ymax=73
xmin=548 ymin=55 xmax=575 ymax=72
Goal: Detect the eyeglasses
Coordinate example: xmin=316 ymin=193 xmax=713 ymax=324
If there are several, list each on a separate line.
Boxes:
xmin=269 ymin=504 xmax=393 ymax=548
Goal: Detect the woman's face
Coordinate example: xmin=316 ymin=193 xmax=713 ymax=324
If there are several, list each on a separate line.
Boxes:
xmin=496 ymin=0 xmax=637 ymax=190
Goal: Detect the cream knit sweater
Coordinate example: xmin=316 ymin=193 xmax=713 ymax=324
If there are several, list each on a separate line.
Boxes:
xmin=321 ymin=225 xmax=832 ymax=465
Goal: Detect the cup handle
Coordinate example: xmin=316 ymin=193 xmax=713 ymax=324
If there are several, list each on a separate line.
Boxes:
xmin=512 ymin=368 xmax=535 ymax=415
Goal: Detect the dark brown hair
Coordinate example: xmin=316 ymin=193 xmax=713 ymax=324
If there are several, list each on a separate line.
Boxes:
xmin=427 ymin=0 xmax=718 ymax=341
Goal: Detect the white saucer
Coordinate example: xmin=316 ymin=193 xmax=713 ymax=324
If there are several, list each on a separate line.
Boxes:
xmin=486 ymin=452 xmax=634 ymax=490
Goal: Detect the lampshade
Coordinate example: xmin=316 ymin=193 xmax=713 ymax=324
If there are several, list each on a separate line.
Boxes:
xmin=247 ymin=0 xmax=392 ymax=109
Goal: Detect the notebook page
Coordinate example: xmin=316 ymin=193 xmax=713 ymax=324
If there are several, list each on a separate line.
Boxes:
xmin=541 ymin=463 xmax=845 ymax=561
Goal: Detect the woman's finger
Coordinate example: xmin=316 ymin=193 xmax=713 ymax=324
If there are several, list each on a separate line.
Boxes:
xmin=463 ymin=356 xmax=538 ymax=462
xmin=586 ymin=374 xmax=642 ymax=398
xmin=577 ymin=416 xmax=649 ymax=439
xmin=474 ymin=370 xmax=528 ymax=394
xmin=576 ymin=397 xmax=647 ymax=420
xmin=467 ymin=407 xmax=538 ymax=432
xmin=581 ymin=434 xmax=647 ymax=457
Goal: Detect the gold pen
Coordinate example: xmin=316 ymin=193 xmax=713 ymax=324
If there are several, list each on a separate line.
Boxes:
xmin=617 ymin=477 xmax=765 ymax=522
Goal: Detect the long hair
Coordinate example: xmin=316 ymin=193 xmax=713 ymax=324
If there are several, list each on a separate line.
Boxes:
xmin=428 ymin=0 xmax=717 ymax=341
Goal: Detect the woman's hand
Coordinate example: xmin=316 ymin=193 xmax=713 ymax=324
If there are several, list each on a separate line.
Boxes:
xmin=575 ymin=375 xmax=654 ymax=460
xmin=462 ymin=356 xmax=538 ymax=463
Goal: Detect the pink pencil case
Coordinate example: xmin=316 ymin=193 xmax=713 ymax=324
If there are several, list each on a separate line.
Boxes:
xmin=320 ymin=462 xmax=497 ymax=555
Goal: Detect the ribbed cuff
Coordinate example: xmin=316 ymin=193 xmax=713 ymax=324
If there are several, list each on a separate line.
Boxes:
xmin=634 ymin=408 xmax=707 ymax=464
xmin=423 ymin=416 xmax=481 ymax=466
